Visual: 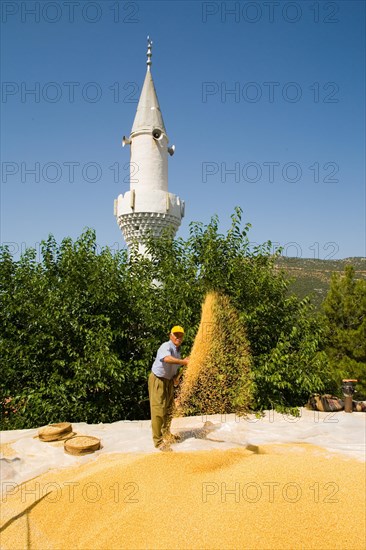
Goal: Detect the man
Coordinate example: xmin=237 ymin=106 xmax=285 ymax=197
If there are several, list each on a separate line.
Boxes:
xmin=148 ymin=326 xmax=189 ymax=451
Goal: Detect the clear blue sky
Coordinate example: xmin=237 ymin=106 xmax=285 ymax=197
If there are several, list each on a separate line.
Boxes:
xmin=1 ymin=0 xmax=365 ymax=260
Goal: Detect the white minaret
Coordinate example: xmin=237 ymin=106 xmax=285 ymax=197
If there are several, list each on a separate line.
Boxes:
xmin=114 ymin=37 xmax=185 ymax=254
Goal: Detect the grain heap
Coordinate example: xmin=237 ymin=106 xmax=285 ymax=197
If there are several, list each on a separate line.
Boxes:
xmin=3 ymin=444 xmax=364 ymax=549
xmin=176 ymin=291 xmax=252 ymax=417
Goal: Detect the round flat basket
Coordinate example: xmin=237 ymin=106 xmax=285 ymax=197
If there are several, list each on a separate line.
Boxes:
xmin=64 ymin=435 xmax=101 ymax=456
xmin=38 ymin=422 xmax=72 ymax=442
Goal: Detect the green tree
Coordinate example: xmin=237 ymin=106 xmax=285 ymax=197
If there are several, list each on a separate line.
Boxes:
xmin=0 ymin=231 xmax=154 ymax=428
xmin=146 ymin=207 xmax=329 ymax=413
xmin=322 ymin=265 xmax=366 ymax=398
xmin=1 ymin=208 xmax=331 ymax=428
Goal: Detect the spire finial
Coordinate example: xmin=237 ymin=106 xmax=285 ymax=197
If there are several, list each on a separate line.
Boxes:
xmin=147 ymin=35 xmax=153 ymax=70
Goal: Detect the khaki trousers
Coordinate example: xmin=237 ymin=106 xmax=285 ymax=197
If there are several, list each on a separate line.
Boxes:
xmin=148 ymin=372 xmax=174 ymax=447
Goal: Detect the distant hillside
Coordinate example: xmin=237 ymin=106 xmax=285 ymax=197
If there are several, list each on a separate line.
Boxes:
xmin=275 ymin=257 xmax=366 ymax=309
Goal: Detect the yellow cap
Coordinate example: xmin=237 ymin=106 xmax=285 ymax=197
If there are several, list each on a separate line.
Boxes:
xmin=171 ymin=325 xmax=185 ymax=334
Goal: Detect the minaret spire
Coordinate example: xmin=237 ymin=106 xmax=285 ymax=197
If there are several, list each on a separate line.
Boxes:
xmin=114 ymin=40 xmax=185 ymax=256
xmin=146 ymin=36 xmax=152 ymax=71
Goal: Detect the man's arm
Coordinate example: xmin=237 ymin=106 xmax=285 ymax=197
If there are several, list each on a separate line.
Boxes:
xmin=163 ymin=356 xmax=189 ymax=366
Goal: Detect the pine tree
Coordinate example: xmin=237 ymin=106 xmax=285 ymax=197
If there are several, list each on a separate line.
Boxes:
xmin=322 ymin=265 xmax=366 ymax=398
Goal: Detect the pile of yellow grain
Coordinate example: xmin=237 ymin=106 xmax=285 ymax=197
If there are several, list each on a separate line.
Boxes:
xmin=177 ymin=291 xmax=252 ymax=416
xmin=1 ymin=444 xmax=364 ymax=549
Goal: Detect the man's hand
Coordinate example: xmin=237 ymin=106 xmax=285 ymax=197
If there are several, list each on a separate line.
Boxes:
xmin=173 ymin=359 xmax=189 ymax=386
xmin=173 ymin=372 xmax=182 ymax=387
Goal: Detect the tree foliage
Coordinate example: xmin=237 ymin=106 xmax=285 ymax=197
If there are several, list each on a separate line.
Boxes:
xmin=146 ymin=208 xmax=329 ymax=414
xmin=322 ymin=265 xmax=366 ymax=398
xmin=1 ymin=209 xmax=331 ymax=428
xmin=1 ymin=231 xmax=152 ymax=428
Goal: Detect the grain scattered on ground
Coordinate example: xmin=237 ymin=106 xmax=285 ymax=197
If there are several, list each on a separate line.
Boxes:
xmin=1 ymin=443 xmax=364 ymax=550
